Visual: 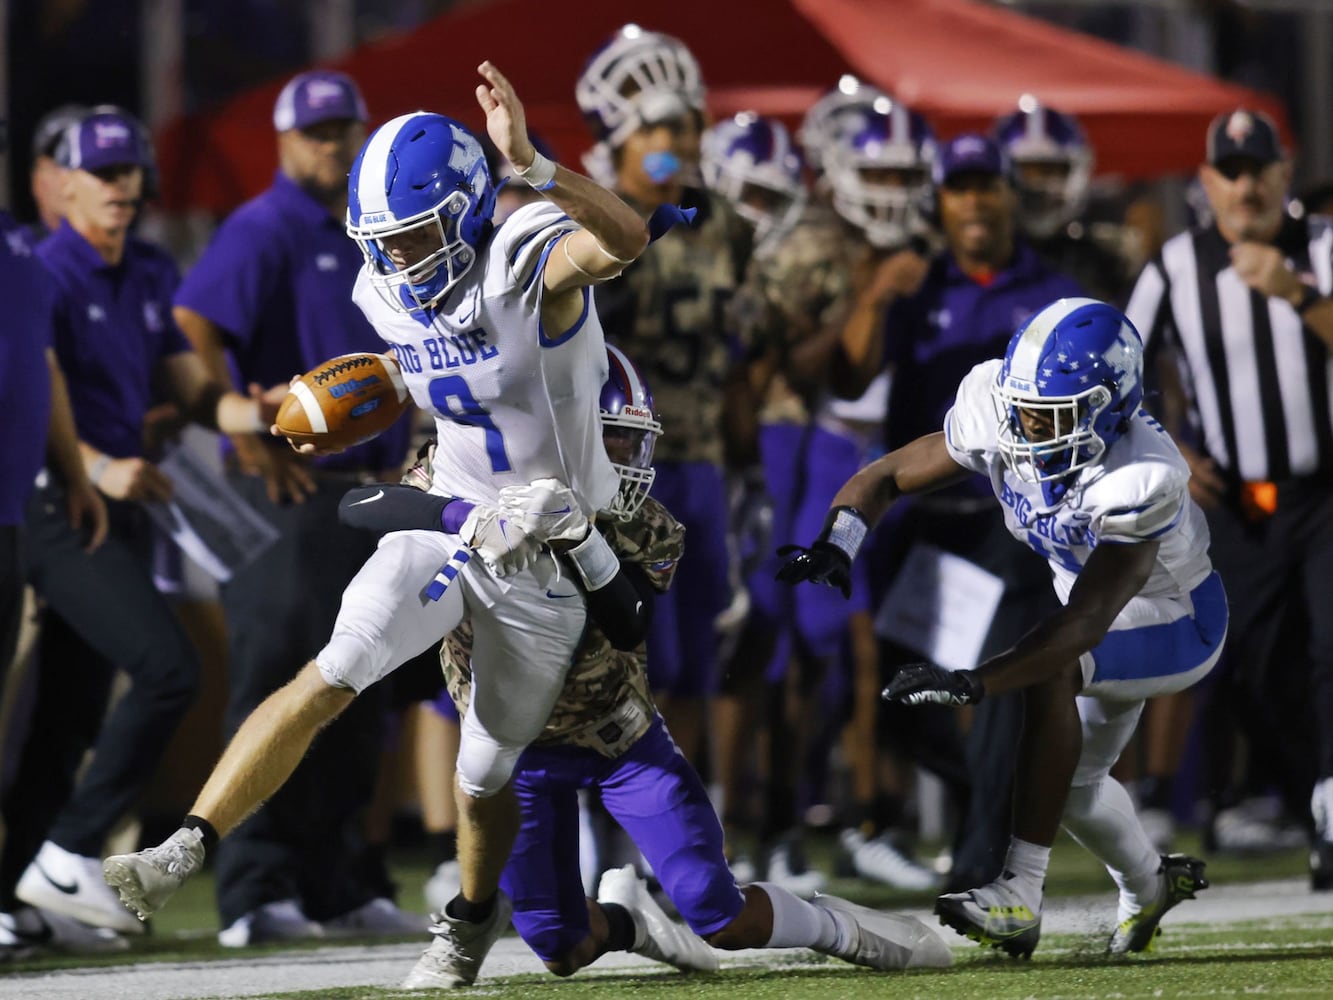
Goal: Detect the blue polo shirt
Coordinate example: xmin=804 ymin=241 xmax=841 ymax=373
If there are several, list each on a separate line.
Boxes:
xmin=38 ymin=221 xmax=191 ymax=461
xmin=0 ymin=210 xmax=54 ymax=524
xmin=174 ymin=171 xmax=409 ymax=472
xmin=884 ymin=242 xmax=1084 ymax=451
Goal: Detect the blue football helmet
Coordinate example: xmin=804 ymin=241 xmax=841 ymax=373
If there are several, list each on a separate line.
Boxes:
xmin=701 ymin=113 xmax=806 ymax=252
xmin=576 ymin=25 xmax=705 ymax=150
xmin=346 ymin=112 xmax=496 ymax=313
xmin=815 ymin=93 xmax=936 ymax=248
xmin=601 ymin=344 xmax=662 ymax=520
xmin=995 ymin=298 xmax=1144 ymax=485
xmin=993 ymin=101 xmax=1093 ymax=239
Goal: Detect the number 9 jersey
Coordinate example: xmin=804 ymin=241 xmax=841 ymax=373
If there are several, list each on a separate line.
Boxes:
xmin=353 ymin=201 xmax=620 ymax=514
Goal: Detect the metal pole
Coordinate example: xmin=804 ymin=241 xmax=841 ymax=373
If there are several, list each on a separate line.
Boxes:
xmin=140 ymin=0 xmax=184 ymax=128
xmin=309 ymin=0 xmax=356 ymax=63
xmin=1300 ymin=7 xmax=1333 ymax=186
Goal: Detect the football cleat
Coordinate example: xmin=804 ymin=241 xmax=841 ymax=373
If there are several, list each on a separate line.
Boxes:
xmin=840 ymin=829 xmax=943 ymax=891
xmin=20 ymin=841 xmax=144 ymax=935
xmin=934 ymin=873 xmax=1042 ymax=959
xmin=217 ymin=900 xmax=324 ymax=948
xmin=102 ymin=828 xmax=205 ymax=923
xmin=764 ymin=842 xmax=826 ymax=899
xmin=401 ymin=892 xmax=512 ymax=989
xmin=322 ymin=897 xmax=428 ymax=937
xmin=1108 ymin=854 xmax=1208 ymax=954
xmin=812 ymin=894 xmax=953 ymax=970
xmin=597 ymin=865 xmax=718 ymax=972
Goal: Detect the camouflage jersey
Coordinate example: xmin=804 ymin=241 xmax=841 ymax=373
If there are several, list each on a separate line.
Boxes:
xmin=440 ymin=496 xmax=685 ymax=758
xmin=594 ymin=187 xmax=753 ymax=466
xmin=732 ymin=202 xmax=870 ymax=427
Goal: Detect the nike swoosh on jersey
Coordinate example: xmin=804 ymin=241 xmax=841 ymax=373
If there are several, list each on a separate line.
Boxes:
xmin=545 ymin=590 xmax=579 ymax=599
xmin=36 ymin=864 xmax=79 ymax=895
xmin=349 ymin=489 xmax=385 ymax=506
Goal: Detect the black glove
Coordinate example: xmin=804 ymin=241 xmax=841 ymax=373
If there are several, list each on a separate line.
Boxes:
xmin=881 ymin=663 xmax=985 ymax=707
xmin=775 ymin=506 xmax=867 ymax=600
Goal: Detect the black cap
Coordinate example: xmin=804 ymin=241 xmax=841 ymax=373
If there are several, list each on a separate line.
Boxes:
xmin=1206 ymin=109 xmax=1284 ymax=167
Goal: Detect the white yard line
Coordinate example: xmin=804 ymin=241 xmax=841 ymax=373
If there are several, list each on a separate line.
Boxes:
xmin=8 ymin=878 xmax=1331 ymax=1000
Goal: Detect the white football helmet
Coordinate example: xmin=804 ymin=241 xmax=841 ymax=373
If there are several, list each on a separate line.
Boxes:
xmin=576 ymin=25 xmax=706 ymax=151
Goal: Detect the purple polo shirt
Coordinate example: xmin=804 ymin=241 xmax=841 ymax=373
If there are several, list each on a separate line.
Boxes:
xmin=174 ymin=171 xmax=409 ymax=472
xmin=38 ymin=221 xmax=191 ymax=460
xmin=884 ymin=241 xmax=1084 ymax=450
xmin=0 ymin=210 xmax=54 ymax=524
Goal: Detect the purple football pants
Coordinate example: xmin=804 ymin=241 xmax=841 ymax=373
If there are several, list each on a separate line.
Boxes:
xmin=501 ymin=718 xmax=745 ymax=962
xmin=645 ymin=462 xmax=731 ymax=696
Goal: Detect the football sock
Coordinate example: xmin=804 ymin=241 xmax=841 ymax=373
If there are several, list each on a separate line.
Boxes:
xmin=600 ymin=902 xmax=637 ymax=951
xmin=1002 ymin=838 xmax=1051 ymax=911
xmin=446 ymin=892 xmax=496 ymax=924
xmin=1062 ymin=778 xmax=1160 ymax=922
xmin=427 ymin=830 xmax=458 ymax=865
xmin=755 ymin=882 xmax=847 ymax=953
xmin=182 ymin=815 xmax=219 ymax=854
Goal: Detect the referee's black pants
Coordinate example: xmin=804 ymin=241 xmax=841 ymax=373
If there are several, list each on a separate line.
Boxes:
xmin=1202 ymin=479 xmax=1333 ymax=818
xmin=869 ymin=501 xmax=1059 ymax=891
xmin=212 ymin=473 xmax=389 ymax=927
xmin=0 ymin=479 xmax=199 ymax=907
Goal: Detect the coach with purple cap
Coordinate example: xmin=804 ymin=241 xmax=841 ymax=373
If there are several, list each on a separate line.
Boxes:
xmin=831 ymin=131 xmax=1085 ymax=893
xmin=2 ymin=107 xmax=288 ymax=945
xmin=172 ymin=69 xmax=416 ymax=945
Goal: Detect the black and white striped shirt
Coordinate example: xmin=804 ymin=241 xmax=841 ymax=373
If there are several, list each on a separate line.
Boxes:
xmin=1126 ymin=219 xmax=1333 ymax=482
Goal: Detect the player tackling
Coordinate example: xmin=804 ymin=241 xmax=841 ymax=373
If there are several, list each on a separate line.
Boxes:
xmin=102 ymin=61 xmax=670 ymax=988
xmin=780 ymin=298 xmax=1223 ymax=958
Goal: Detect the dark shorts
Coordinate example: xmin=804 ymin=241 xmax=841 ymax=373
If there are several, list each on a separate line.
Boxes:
xmin=500 ymin=718 xmax=744 ymax=962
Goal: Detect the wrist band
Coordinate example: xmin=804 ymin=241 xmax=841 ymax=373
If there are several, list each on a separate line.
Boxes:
xmin=822 ymin=505 xmax=868 ymax=562
xmin=515 ymin=150 xmax=557 ymax=191
xmin=564 ymin=527 xmax=618 ymax=591
xmin=89 ymin=454 xmax=111 ymax=487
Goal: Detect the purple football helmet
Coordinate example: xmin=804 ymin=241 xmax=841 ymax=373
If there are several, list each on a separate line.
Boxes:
xmin=994 ymin=101 xmax=1094 ymax=239
xmin=701 ymin=113 xmax=806 ymax=252
xmin=601 ymin=344 xmax=662 ymax=519
xmin=814 ymin=91 xmax=937 ymax=248
xmin=995 ymin=297 xmax=1144 ymax=484
xmin=576 ymin=25 xmax=705 ymax=150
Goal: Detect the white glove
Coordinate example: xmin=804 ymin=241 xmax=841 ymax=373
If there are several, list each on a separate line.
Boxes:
xmin=460 ymin=504 xmax=542 ymax=578
xmin=498 ymin=478 xmax=591 ymax=545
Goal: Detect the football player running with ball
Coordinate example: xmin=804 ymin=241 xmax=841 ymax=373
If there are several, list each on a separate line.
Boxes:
xmin=102 ymin=62 xmax=688 ymax=989
xmin=780 ymin=298 xmax=1222 ymax=959
xmin=338 ymin=345 xmax=953 ymax=983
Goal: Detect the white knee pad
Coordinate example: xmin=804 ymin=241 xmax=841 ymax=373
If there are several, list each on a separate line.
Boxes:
xmin=455 ymin=733 xmax=524 ymax=798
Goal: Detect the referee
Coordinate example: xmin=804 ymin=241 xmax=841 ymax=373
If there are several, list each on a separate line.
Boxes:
xmin=1125 ymin=109 xmax=1333 ymax=890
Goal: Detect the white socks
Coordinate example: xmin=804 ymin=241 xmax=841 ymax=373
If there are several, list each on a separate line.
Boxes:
xmin=1001 ymin=838 xmax=1051 ymax=912
xmin=756 ymin=882 xmax=851 ymax=954
xmin=1062 ymin=777 xmax=1162 ymax=922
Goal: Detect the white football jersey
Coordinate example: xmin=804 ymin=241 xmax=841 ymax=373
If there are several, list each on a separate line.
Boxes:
xmin=944 ymin=359 xmax=1213 ymax=612
xmin=354 ymin=201 xmax=619 ymax=513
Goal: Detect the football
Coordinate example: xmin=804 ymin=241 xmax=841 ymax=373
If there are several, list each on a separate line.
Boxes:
xmin=274 ymin=352 xmax=411 ymax=450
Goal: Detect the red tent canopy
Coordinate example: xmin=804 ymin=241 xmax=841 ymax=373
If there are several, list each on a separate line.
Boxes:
xmin=155 ymin=0 xmax=1288 ymax=215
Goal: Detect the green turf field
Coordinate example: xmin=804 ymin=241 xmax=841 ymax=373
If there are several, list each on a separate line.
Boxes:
xmin=5 ymin=830 xmax=1331 ymax=999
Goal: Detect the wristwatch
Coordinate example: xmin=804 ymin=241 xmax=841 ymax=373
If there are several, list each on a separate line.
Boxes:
xmin=1294 ymin=284 xmax=1322 ymax=315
